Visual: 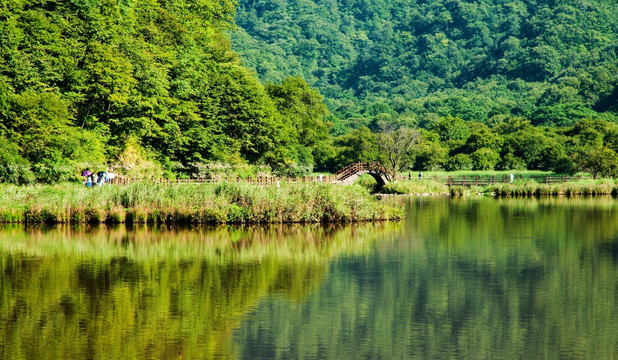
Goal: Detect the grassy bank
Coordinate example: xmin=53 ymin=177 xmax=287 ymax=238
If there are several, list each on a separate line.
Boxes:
xmin=487 ymin=179 xmax=618 ymax=196
xmin=380 ymin=178 xmax=618 ymax=197
xmin=0 ymin=182 xmax=402 ymax=224
xmin=381 ymin=180 xmax=451 ymax=195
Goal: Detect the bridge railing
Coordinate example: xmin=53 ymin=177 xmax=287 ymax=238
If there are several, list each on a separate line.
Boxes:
xmin=109 ymin=162 xmax=389 ymax=185
xmin=396 ymin=174 xmax=595 ymax=185
xmin=108 ymin=163 xmax=595 ymax=187
xmin=334 ymin=162 xmax=387 ymax=181
xmin=110 ymin=175 xmax=338 ymax=186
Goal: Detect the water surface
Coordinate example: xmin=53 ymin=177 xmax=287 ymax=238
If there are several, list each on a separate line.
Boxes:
xmin=0 ymin=197 xmax=617 ymax=359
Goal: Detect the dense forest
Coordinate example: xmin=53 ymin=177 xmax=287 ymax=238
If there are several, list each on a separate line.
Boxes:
xmin=0 ymin=0 xmax=330 ymax=183
xmin=1 ymin=0 xmax=618 ymax=184
xmin=233 ymin=0 xmax=618 ymax=126
xmin=231 ymin=0 xmax=618 ymax=176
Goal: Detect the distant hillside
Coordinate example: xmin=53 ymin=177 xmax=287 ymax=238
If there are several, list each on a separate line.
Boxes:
xmin=231 ymin=0 xmax=618 ymax=126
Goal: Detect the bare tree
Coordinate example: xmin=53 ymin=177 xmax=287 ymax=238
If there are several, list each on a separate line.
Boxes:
xmin=375 ymin=122 xmax=420 ymax=182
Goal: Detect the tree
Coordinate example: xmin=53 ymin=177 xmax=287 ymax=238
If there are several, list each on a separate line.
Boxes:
xmin=375 ymin=123 xmax=420 ymax=181
xmin=333 ymin=127 xmax=381 ymax=170
xmin=0 ymin=136 xmax=33 ymax=184
xmin=576 ymin=147 xmax=618 ymax=178
xmin=414 ymin=141 xmax=448 ymax=171
xmin=432 ymin=115 xmax=470 ymax=142
xmin=445 ymin=153 xmax=473 ymax=171
xmin=233 ymin=0 xmax=618 ymax=129
xmin=470 ymin=148 xmax=500 ymax=170
xmin=266 ymin=77 xmax=329 ymax=149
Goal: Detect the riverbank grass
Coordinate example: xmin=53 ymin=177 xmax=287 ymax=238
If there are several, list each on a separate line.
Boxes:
xmin=0 ymin=182 xmax=402 ymax=225
xmin=488 ymin=178 xmax=617 ymax=196
xmin=379 ymin=177 xmax=618 ymax=196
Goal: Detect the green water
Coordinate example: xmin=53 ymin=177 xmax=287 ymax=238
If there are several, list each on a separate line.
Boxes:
xmin=0 ymin=197 xmax=617 ymax=359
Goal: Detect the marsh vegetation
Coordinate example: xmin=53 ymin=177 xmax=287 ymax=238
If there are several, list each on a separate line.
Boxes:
xmin=0 ymin=182 xmax=402 ymax=224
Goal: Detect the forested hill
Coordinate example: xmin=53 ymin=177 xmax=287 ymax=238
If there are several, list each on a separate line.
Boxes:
xmin=231 ymin=0 xmax=618 ymax=127
xmin=2 ymin=0 xmax=618 ymax=184
xmin=0 ymin=0 xmax=330 ymax=182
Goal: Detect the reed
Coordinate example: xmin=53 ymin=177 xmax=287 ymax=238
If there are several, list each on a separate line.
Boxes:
xmin=0 ymin=182 xmax=402 ymax=224
xmin=487 ymin=179 xmax=618 ymax=196
xmin=378 ymin=177 xmax=618 ymax=197
xmin=381 ymin=180 xmax=450 ymax=195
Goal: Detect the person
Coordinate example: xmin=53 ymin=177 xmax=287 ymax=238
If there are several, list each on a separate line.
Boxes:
xmin=106 ymin=172 xmax=116 ymax=184
xmin=418 ymin=172 xmax=423 ymax=180
xmin=97 ymin=171 xmax=107 ymax=186
xmin=82 ymin=170 xmax=92 ymax=186
xmin=318 ymin=174 xmax=323 ymax=183
xmin=509 ymin=173 xmax=514 ymax=183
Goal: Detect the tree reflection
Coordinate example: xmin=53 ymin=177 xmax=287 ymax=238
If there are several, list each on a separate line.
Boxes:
xmin=235 ymin=197 xmax=618 ymax=359
xmin=0 ymin=223 xmax=399 ymax=359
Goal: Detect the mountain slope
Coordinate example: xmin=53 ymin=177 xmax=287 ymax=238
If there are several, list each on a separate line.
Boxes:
xmin=231 ymin=0 xmax=618 ymax=126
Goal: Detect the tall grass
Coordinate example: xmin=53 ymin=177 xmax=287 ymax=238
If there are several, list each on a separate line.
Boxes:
xmin=379 ymin=178 xmax=618 ymax=197
xmin=488 ymin=179 xmax=618 ymax=196
xmin=381 ymin=180 xmax=451 ymax=195
xmin=0 ymin=182 xmax=402 ymax=225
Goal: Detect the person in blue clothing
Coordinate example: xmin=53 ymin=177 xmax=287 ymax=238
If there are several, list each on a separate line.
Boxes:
xmin=96 ymin=171 xmax=107 ymax=186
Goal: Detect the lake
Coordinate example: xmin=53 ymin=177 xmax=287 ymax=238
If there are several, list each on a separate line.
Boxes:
xmin=0 ymin=197 xmax=617 ymax=359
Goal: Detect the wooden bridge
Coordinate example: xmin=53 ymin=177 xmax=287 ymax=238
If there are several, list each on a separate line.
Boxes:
xmin=333 ymin=162 xmax=389 ymax=187
xmin=109 ymin=163 xmax=594 ymax=187
xmin=110 ymin=162 xmax=390 ymax=187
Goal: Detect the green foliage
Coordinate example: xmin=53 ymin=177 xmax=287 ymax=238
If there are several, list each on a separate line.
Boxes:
xmin=577 ymin=147 xmax=618 ymax=178
xmin=266 ymin=77 xmax=329 ymax=148
xmin=470 ymin=148 xmax=500 ymax=170
xmin=2 ymin=0 xmax=618 ymax=182
xmin=0 ymin=136 xmax=34 ymax=184
xmin=0 ymin=0 xmax=330 ymax=182
xmin=445 ymin=153 xmax=473 ymax=171
xmin=432 ymin=115 xmax=470 ymax=142
xmin=331 ymin=127 xmax=381 ymax=169
xmin=233 ymin=0 xmax=618 ymax=126
xmin=414 ymin=138 xmax=448 ymax=171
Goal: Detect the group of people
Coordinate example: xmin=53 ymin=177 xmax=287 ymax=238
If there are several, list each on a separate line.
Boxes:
xmin=409 ymin=172 xmax=423 ymax=180
xmin=82 ymin=170 xmax=115 ymax=187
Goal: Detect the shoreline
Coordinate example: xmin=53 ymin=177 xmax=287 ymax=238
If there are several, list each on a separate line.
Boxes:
xmin=379 ymin=179 xmax=618 ymax=197
xmin=0 ymin=182 xmax=402 ymax=225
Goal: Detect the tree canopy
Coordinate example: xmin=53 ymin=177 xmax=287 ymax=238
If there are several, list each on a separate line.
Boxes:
xmin=0 ymin=0 xmax=327 ymax=182
xmin=232 ymin=0 xmax=618 ymax=127
xmin=2 ymin=0 xmax=618 ymax=183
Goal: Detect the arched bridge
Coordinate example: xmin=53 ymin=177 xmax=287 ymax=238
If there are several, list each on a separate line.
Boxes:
xmin=334 ymin=162 xmax=389 ymax=188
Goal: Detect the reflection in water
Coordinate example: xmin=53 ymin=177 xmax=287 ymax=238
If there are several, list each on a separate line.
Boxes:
xmin=1 ymin=198 xmax=618 ymax=359
xmin=234 ymin=197 xmax=618 ymax=359
xmin=0 ymin=223 xmax=399 ymax=359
